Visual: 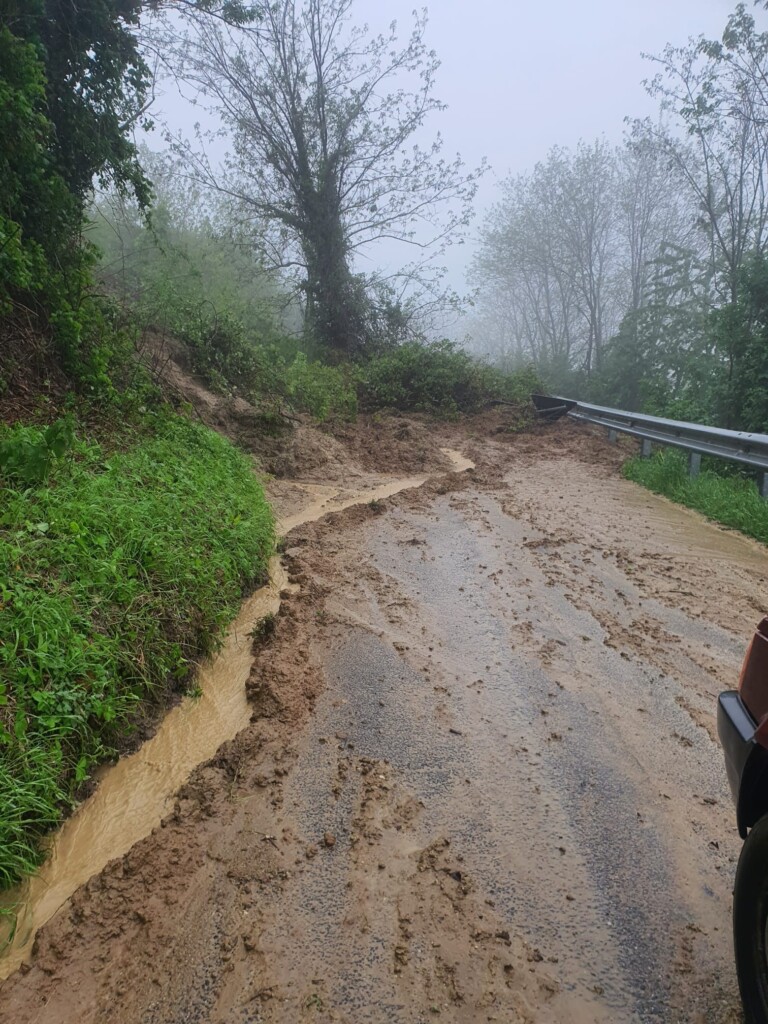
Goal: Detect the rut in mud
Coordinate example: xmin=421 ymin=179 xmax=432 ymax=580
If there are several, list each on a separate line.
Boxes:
xmin=0 ymin=417 xmax=759 ymax=1023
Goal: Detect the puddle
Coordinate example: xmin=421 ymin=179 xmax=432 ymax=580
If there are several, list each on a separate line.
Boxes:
xmin=0 ymin=450 xmax=472 ymax=980
xmin=621 ymin=479 xmax=768 ymax=566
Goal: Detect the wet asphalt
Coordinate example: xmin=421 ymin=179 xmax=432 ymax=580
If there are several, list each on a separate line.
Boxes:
xmin=275 ymin=486 xmax=743 ymax=1023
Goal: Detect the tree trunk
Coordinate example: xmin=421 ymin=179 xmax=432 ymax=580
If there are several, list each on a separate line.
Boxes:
xmin=302 ymin=194 xmax=362 ymax=358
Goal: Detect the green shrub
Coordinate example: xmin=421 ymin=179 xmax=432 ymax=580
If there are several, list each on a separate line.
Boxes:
xmin=624 ymin=448 xmax=768 ymax=545
xmin=165 ymin=303 xmax=282 ymax=399
xmin=157 ymin=300 xmax=359 ymax=421
xmin=285 ymin=353 xmax=358 ymax=421
xmin=0 ymin=413 xmax=274 ymax=887
xmin=360 ymin=340 xmax=541 ymax=416
xmin=0 ymin=416 xmax=74 ymax=486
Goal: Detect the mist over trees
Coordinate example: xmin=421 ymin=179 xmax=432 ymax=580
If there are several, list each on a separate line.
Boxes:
xmin=10 ymin=0 xmax=768 ymax=433
xmin=91 ymin=148 xmax=295 ymax=338
xmin=149 ymin=0 xmax=482 ymax=357
xmin=469 ymin=2 xmax=768 ymax=432
xmin=2 ymin=0 xmax=488 ymax=390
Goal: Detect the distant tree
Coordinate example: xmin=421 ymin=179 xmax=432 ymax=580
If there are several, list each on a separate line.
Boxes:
xmin=471 ymin=141 xmax=625 ymax=382
xmin=155 ymin=0 xmax=482 ymax=357
xmin=637 ymin=6 xmax=768 ymax=306
xmin=559 ymin=138 xmax=621 ymax=375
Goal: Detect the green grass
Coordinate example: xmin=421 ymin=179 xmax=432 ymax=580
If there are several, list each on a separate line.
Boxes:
xmin=0 ymin=412 xmax=273 ymax=888
xmin=623 ymin=449 xmax=768 ymax=544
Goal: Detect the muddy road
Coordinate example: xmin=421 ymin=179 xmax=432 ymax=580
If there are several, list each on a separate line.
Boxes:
xmin=1 ymin=419 xmax=762 ymax=1023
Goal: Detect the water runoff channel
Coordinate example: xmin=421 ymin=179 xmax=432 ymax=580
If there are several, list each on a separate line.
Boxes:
xmin=0 ymin=450 xmax=474 ymax=980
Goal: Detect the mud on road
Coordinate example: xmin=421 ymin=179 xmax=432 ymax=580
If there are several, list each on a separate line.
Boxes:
xmin=1 ymin=416 xmax=762 ymax=1023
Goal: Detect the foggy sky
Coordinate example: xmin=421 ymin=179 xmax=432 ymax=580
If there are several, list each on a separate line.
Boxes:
xmin=149 ymin=0 xmax=744 ymax=294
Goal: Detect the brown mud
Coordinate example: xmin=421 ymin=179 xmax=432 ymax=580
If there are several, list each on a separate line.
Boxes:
xmin=0 ymin=414 xmax=759 ymax=1023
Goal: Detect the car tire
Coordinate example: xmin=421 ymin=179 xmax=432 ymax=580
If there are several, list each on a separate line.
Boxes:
xmin=734 ymin=812 xmax=768 ymax=1023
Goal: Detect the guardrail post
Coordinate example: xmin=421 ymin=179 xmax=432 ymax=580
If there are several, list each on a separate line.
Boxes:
xmin=641 ymin=439 xmax=652 ymax=459
xmin=760 ymin=473 xmax=768 ymax=500
xmin=608 ymin=429 xmax=617 ymax=443
xmin=688 ymin=452 xmax=701 ymax=478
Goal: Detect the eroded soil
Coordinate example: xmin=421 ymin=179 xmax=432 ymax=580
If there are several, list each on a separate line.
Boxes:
xmin=0 ymin=416 xmax=759 ymax=1023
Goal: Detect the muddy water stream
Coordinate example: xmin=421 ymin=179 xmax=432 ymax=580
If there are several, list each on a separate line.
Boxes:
xmin=0 ymin=450 xmax=471 ymax=980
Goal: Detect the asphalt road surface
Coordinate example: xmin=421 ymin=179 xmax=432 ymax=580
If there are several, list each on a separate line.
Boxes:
xmin=0 ymin=422 xmax=757 ymax=1024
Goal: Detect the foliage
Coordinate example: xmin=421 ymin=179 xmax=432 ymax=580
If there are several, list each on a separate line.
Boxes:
xmin=0 ymin=26 xmax=80 ymax=314
xmin=91 ymin=184 xmax=361 ymax=419
xmin=0 ymin=417 xmax=75 ymax=486
xmin=172 ymin=304 xmax=283 ymax=395
xmin=0 ymin=1 xmax=265 ymax=382
xmin=359 ymin=341 xmax=541 ymax=416
xmin=590 ymin=242 xmax=714 ymax=418
xmin=624 ymin=448 xmax=768 ymax=546
xmin=641 ymin=3 xmax=768 ymax=305
xmin=0 ymin=1 xmax=151 ymax=376
xmin=91 ymin=159 xmax=296 ymax=345
xmin=0 ymin=413 xmax=273 ymax=887
xmin=707 ymin=253 xmax=768 ymax=432
xmin=592 ymin=247 xmax=768 ymax=432
xmin=284 ymin=353 xmax=357 ymax=421
xmin=137 ymin=294 xmax=356 ymax=420
xmin=181 ymin=315 xmax=358 ymax=421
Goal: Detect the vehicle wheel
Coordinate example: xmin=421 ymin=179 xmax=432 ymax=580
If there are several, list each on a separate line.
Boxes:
xmin=734 ymin=813 xmax=768 ymax=1023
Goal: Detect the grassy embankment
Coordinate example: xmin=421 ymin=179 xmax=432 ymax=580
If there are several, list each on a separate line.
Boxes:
xmin=624 ymin=449 xmax=768 ymax=545
xmin=0 ymin=412 xmax=273 ymax=890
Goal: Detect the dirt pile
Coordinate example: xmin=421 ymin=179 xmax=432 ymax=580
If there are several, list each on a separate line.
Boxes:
xmin=143 ymin=330 xmax=468 ymax=480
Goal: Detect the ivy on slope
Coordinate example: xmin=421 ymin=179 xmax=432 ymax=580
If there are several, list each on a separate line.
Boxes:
xmin=0 ymin=413 xmax=273 ymax=889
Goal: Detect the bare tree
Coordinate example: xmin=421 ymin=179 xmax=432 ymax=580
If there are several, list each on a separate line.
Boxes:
xmin=151 ymin=0 xmax=481 ymax=355
xmin=559 ymin=139 xmax=621 ymax=374
xmin=470 ymin=142 xmax=626 ymax=380
xmin=617 ymin=136 xmax=676 ymax=315
xmin=638 ymin=13 xmax=768 ymax=305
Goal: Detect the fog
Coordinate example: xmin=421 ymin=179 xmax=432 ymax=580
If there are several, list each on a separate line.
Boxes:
xmin=148 ymin=0 xmax=737 ymax=291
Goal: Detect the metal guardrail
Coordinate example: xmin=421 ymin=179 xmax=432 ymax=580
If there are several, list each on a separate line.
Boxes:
xmin=532 ymin=395 xmax=768 ymax=496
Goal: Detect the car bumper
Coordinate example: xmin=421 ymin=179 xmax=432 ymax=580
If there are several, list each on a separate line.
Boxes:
xmin=718 ymin=691 xmax=760 ymax=835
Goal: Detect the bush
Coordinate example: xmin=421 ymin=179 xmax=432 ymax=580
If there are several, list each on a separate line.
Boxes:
xmin=360 ymin=340 xmax=541 ymax=416
xmin=0 ymin=413 xmax=274 ymax=887
xmin=285 ymin=353 xmax=357 ymax=421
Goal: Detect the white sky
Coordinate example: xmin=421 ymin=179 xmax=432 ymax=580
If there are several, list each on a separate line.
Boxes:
xmin=148 ymin=0 xmax=746 ymax=293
